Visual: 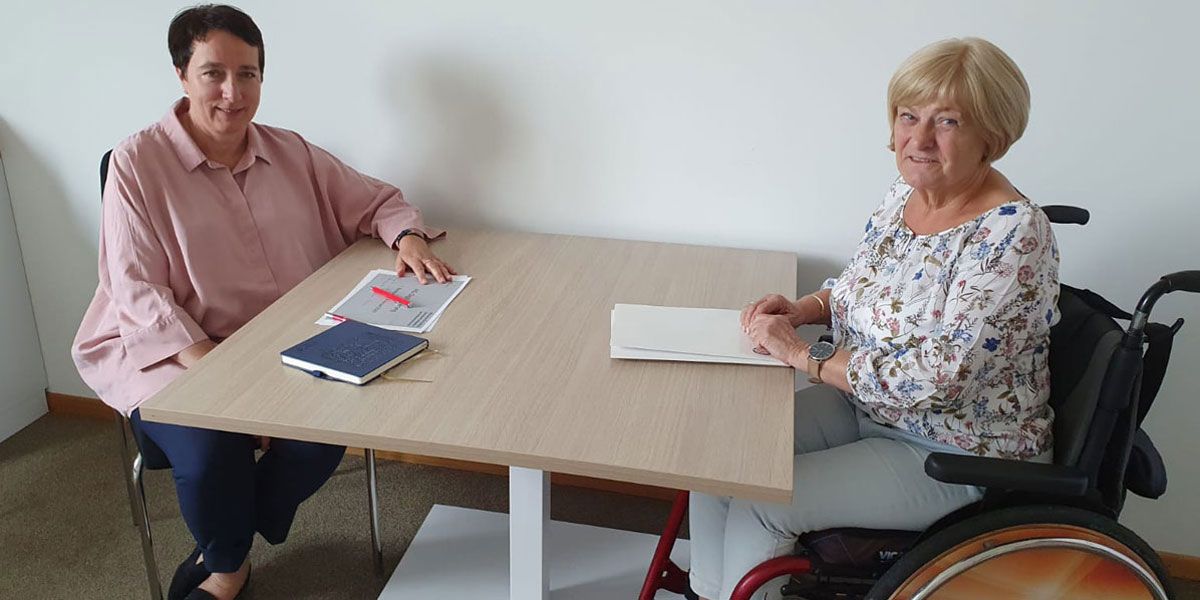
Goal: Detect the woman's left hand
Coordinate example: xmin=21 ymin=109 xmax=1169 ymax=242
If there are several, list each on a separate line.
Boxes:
xmin=747 ymin=314 xmax=807 ymax=366
xmin=395 ymin=235 xmax=457 ymax=284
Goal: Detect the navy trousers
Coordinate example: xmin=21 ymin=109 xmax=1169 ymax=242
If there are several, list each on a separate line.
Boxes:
xmin=130 ymin=410 xmax=346 ymax=572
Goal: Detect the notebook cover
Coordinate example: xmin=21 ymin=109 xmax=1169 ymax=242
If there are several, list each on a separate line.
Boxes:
xmin=280 ymin=321 xmax=427 ymax=379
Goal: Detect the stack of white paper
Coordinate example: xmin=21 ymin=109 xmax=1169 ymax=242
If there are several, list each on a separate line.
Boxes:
xmin=610 ymin=304 xmax=788 ymax=367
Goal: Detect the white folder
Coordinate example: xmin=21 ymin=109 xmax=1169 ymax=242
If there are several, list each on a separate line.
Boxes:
xmin=609 ymin=304 xmax=789 ymax=367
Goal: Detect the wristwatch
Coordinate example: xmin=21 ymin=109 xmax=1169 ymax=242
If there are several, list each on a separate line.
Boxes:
xmin=394 ymin=228 xmax=426 ymax=247
xmin=806 ymin=341 xmax=836 ymax=384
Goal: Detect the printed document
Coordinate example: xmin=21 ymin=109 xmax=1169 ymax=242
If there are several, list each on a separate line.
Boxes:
xmin=316 ymin=269 xmax=471 ymax=333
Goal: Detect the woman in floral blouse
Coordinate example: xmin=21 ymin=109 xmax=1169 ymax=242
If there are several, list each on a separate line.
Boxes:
xmin=688 ymin=38 xmax=1059 ymax=600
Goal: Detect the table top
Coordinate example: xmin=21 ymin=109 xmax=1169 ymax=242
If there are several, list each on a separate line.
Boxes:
xmin=139 ymin=229 xmax=797 ymax=502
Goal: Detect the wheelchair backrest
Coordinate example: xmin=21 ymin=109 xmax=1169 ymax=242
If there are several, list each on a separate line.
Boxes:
xmin=1048 ymin=287 xmax=1124 ymax=467
xmin=1048 ymin=285 xmax=1147 ymax=513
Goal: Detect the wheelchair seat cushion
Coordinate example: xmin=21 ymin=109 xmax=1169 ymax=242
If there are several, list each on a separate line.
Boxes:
xmin=798 ymin=527 xmax=921 ymax=574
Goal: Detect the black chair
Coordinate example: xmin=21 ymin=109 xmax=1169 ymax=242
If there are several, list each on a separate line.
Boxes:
xmin=641 ymin=206 xmax=1195 ymax=600
xmin=101 ymin=151 xmax=385 ymax=600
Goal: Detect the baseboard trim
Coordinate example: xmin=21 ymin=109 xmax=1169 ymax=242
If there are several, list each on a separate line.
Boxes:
xmin=1162 ymin=552 xmax=1200 ymax=581
xmin=345 ymin=447 xmax=508 ymax=477
xmin=42 ymin=392 xmax=1200 ymax=576
xmin=45 ymin=392 xmax=115 ymax=420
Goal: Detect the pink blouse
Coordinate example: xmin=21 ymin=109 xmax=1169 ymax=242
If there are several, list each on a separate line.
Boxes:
xmin=72 ymin=98 xmax=443 ymax=416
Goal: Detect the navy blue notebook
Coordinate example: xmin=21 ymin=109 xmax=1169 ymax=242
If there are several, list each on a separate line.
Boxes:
xmin=280 ymin=321 xmax=428 ymax=385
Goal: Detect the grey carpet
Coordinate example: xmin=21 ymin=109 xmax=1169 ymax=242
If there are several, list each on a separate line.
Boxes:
xmin=0 ymin=414 xmax=676 ymax=599
xmin=1 ymin=414 xmax=1196 ymax=599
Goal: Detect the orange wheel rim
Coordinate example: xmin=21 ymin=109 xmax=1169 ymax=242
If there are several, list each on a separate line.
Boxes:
xmin=887 ymin=524 xmax=1167 ymax=600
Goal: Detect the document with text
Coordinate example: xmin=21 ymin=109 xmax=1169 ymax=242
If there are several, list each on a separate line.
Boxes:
xmin=316 ymin=269 xmax=471 ymax=333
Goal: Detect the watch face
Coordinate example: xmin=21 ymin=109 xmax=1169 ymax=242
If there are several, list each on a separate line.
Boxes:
xmin=809 ymin=341 xmax=836 ymax=361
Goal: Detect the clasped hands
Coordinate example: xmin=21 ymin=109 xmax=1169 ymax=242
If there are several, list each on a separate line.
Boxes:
xmin=740 ymin=294 xmax=810 ymax=366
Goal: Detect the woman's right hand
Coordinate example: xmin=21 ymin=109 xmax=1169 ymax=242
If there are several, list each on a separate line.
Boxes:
xmin=741 ymin=294 xmax=802 ymax=332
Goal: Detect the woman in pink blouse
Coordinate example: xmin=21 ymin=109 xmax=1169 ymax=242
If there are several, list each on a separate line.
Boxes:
xmin=71 ymin=6 xmax=451 ymax=599
xmin=688 ymin=39 xmax=1060 ymax=600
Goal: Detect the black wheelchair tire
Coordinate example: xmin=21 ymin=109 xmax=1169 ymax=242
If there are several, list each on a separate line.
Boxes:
xmin=865 ymin=504 xmax=1174 ymax=599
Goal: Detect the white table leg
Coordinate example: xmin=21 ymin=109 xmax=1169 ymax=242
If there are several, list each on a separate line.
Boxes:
xmin=509 ymin=466 xmax=549 ymax=600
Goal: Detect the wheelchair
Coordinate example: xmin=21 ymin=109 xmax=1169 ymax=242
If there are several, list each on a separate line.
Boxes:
xmin=641 ymin=206 xmax=1198 ymax=600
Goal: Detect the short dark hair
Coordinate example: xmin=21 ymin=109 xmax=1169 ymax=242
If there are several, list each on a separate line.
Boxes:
xmin=168 ymin=4 xmax=265 ymax=75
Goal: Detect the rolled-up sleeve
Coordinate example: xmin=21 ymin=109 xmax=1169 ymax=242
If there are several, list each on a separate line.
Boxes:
xmin=306 ymin=142 xmax=444 ymax=247
xmin=846 ymin=208 xmax=1059 ymax=412
xmin=103 ymin=151 xmax=208 ymax=371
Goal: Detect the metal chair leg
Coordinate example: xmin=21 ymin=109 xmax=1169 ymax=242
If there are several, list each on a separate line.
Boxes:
xmin=366 ymin=449 xmax=383 ymax=574
xmin=114 ymin=412 xmax=141 ymax=527
xmin=132 ymin=455 xmax=164 ymax=600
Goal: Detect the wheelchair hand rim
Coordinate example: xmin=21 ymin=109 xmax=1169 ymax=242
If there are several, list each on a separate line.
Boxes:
xmin=908 ymin=536 xmax=1168 ymax=600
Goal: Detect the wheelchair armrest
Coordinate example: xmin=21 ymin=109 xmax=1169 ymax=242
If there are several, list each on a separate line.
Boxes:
xmin=924 ymin=452 xmax=1090 ymax=496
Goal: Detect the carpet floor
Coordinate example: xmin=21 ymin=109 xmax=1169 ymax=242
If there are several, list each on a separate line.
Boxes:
xmin=1 ymin=413 xmax=1195 ymax=599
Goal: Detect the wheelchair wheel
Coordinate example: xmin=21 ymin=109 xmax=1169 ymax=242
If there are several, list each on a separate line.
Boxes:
xmin=865 ymin=504 xmax=1173 ymax=600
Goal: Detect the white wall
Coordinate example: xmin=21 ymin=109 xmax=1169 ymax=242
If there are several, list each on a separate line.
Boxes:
xmin=2 ymin=0 xmax=1198 ymax=553
xmin=0 ymin=156 xmax=49 ymax=442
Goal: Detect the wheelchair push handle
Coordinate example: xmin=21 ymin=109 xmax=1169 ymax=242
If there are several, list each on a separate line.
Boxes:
xmin=1159 ymin=270 xmax=1200 ymax=295
xmin=1127 ymin=270 xmax=1200 ymax=339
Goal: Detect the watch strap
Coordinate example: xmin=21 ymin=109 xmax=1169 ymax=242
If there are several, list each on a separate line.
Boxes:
xmin=394 ymin=228 xmax=426 ymax=247
xmin=808 ymin=359 xmax=826 ymax=384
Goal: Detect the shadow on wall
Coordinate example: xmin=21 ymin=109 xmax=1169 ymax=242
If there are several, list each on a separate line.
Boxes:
xmin=796 ymin=258 xmax=847 ymax=299
xmin=0 ymin=114 xmax=100 ymax=310
xmin=381 ymin=54 xmax=517 ymax=230
xmin=373 ymin=56 xmax=848 ymax=298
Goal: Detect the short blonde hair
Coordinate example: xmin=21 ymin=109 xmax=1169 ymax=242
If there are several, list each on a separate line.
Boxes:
xmin=887 ymin=38 xmax=1030 ymax=163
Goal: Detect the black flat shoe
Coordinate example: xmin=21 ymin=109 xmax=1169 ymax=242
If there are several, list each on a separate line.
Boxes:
xmin=183 ymin=564 xmax=251 ymax=600
xmin=168 ymin=546 xmax=210 ymax=600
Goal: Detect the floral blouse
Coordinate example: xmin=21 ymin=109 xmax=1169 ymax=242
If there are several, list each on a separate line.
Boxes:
xmin=829 ymin=177 xmax=1060 ymax=460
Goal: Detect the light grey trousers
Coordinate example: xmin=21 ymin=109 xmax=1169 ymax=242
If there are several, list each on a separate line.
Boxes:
xmin=688 ymin=385 xmax=984 ymax=600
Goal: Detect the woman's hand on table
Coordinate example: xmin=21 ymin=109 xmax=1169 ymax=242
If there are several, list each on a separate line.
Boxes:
xmin=395 ymin=235 xmax=457 ymax=284
xmin=741 ymin=294 xmax=803 ymax=330
xmin=747 ymin=314 xmax=808 ymax=367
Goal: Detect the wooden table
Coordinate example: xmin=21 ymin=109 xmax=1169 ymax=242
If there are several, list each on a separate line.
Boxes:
xmin=139 ymin=229 xmax=797 ymax=598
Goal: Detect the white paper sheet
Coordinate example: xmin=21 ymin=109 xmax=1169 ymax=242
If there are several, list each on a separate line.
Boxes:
xmin=315 ymin=270 xmax=471 ymax=333
xmin=609 ymin=304 xmax=788 ymax=367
